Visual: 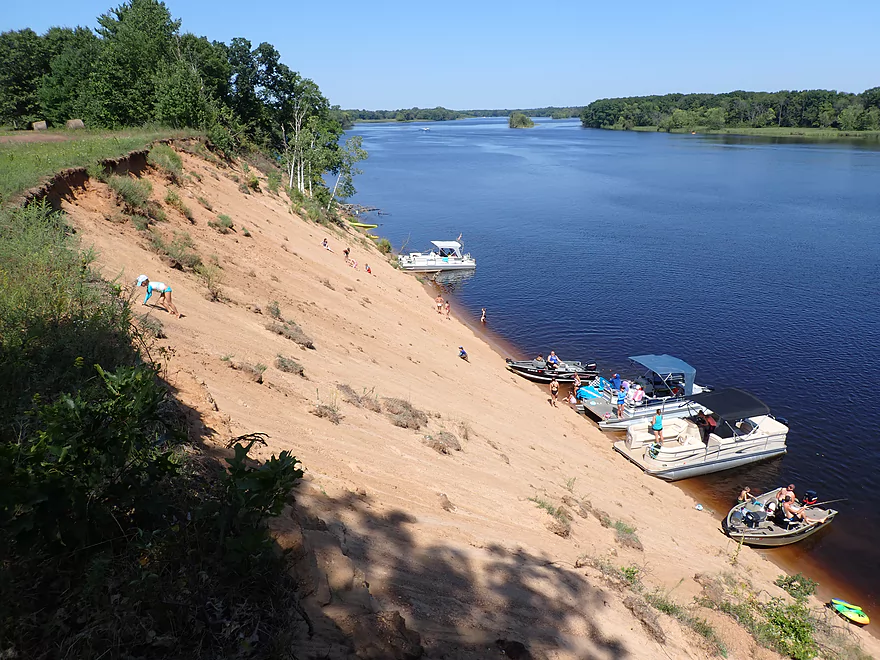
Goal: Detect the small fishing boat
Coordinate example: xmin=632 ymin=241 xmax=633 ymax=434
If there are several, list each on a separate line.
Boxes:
xmin=830 ymin=599 xmax=869 ymax=625
xmin=614 ymin=389 xmax=789 ymax=480
xmin=723 ymin=486 xmax=837 ymax=547
xmin=579 ymin=354 xmax=710 ymax=430
xmin=397 ymin=240 xmax=476 ymax=272
xmin=506 ymin=357 xmax=598 ymax=384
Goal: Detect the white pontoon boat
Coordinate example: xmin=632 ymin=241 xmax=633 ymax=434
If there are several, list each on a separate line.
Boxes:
xmin=578 ymin=354 xmax=710 ymax=430
xmin=613 ymin=388 xmax=789 ymax=481
xmin=397 ymin=241 xmax=476 ymax=272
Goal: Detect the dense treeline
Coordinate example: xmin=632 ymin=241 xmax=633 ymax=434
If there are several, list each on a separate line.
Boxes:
xmin=580 ymin=88 xmax=880 ymax=132
xmin=0 ymin=0 xmax=358 ymax=198
xmin=346 ymin=105 xmax=583 ymax=122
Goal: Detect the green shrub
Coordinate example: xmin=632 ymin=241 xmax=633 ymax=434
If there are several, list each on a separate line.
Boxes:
xmin=267 ymin=300 xmax=282 ymax=319
xmin=196 ymin=195 xmax=212 ymax=210
xmin=267 ymin=170 xmax=281 ymax=194
xmin=150 ymin=230 xmax=202 ymax=270
xmin=108 ymin=174 xmax=152 ymax=210
xmin=774 ymin=573 xmax=818 ymax=602
xmin=130 ymin=214 xmax=150 ymax=231
xmin=148 ymin=143 xmax=183 ymax=180
xmin=164 ymin=188 xmax=193 ymax=221
xmin=238 ymin=182 xmax=251 ymax=195
xmin=376 ymin=237 xmax=392 ymax=254
xmin=208 ymin=214 xmax=234 ymax=234
xmin=196 ymin=263 xmax=224 ymax=301
xmin=247 ymin=174 xmax=261 ymax=192
xmin=265 ymin=320 xmax=314 ymax=349
xmin=242 ymin=226 xmax=251 ymax=237
xmin=275 ymin=355 xmax=304 ymax=376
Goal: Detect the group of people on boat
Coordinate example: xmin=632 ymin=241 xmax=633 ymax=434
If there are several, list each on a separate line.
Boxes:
xmin=738 ymin=484 xmax=829 ymax=525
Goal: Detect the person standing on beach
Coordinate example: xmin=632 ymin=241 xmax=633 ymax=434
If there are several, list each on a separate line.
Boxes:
xmin=445 ymin=300 xmax=450 ymax=319
xmin=435 ymin=295 xmax=443 ymax=314
xmin=480 ymin=308 xmax=486 ymax=323
xmin=573 ymin=372 xmax=582 ymax=392
xmin=550 ymin=378 xmax=559 ymax=407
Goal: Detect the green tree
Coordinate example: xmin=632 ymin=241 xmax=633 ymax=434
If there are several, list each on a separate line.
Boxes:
xmin=38 ymin=27 xmax=101 ymax=126
xmin=327 ymin=135 xmax=368 ymax=209
xmin=705 ymin=107 xmax=725 ymax=130
xmin=818 ymin=101 xmax=836 ymax=128
xmin=509 ymin=112 xmax=535 ymax=128
xmin=0 ymin=29 xmax=49 ymax=127
xmin=153 ymin=56 xmax=209 ymax=128
xmin=838 ymin=104 xmax=863 ymax=131
xmin=84 ymin=0 xmax=180 ymax=126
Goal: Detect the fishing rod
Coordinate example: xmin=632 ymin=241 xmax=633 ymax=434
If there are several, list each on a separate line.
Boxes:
xmin=806 ymin=498 xmax=848 ymax=508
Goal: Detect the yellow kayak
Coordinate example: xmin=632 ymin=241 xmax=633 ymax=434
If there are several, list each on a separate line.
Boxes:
xmin=349 ymin=222 xmax=378 ymax=229
xmin=366 ymin=233 xmax=379 ymax=239
xmin=831 ymin=599 xmax=869 ymax=625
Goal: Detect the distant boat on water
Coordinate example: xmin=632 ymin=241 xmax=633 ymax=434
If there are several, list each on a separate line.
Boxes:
xmin=421 ymin=127 xmax=430 ymax=131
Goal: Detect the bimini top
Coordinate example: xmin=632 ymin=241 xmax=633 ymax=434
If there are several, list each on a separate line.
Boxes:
xmin=687 ymin=388 xmax=770 ymax=420
xmin=630 ymin=354 xmax=696 ymax=395
xmin=431 ymin=241 xmax=462 ymax=250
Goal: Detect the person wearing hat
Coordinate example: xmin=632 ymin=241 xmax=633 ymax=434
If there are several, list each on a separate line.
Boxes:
xmin=137 ymin=275 xmax=181 ymax=318
xmin=610 ymin=373 xmax=622 ymax=391
xmin=458 ymin=346 xmax=469 ymax=361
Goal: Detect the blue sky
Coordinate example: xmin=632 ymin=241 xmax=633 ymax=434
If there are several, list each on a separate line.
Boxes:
xmin=4 ymin=0 xmax=879 ymax=109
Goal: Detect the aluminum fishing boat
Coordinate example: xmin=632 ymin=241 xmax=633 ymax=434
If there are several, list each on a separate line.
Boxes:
xmin=578 ymin=354 xmax=710 ymax=430
xmin=612 ymin=388 xmax=788 ymax=480
xmin=397 ymin=241 xmax=475 ymax=272
xmin=506 ymin=357 xmax=598 ymax=384
xmin=724 ymin=487 xmax=837 ymax=547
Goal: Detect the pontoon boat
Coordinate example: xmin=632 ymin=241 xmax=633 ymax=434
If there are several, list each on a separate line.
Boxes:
xmin=578 ymin=354 xmax=710 ymax=429
xmin=613 ymin=388 xmax=788 ymax=480
xmin=397 ymin=241 xmax=476 ymax=272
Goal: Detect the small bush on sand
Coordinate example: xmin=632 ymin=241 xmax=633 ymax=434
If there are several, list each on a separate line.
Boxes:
xmin=313 ymin=401 xmax=341 ymax=424
xmin=136 ymin=313 xmax=166 ymax=339
xmin=528 ymin=496 xmax=571 ymax=538
xmin=131 ymin=214 xmax=150 ymax=231
xmin=337 ymin=384 xmax=382 ymax=412
xmin=266 ymin=320 xmax=315 ymax=349
xmin=196 ymin=263 xmax=223 ymax=301
xmin=164 ymin=188 xmax=193 ymax=221
xmin=614 ymin=520 xmax=643 ymax=551
xmin=196 ymin=196 xmax=212 ymax=210
xmin=275 ymin=355 xmax=304 ymax=377
xmin=150 ymin=230 xmax=202 ymax=270
xmin=247 ymin=174 xmax=260 ymax=192
xmin=145 ymin=201 xmax=166 ymax=223
xmin=382 ymin=397 xmax=428 ymax=429
xmin=377 ymin=238 xmax=392 ymax=254
xmin=422 ymin=431 xmax=461 ymax=455
xmin=242 ymin=226 xmax=251 ymax=237
xmin=238 ymin=182 xmax=251 ymax=195
xmin=267 ymin=170 xmax=281 ymax=194
xmin=148 ymin=144 xmax=183 ymax=180
xmin=208 ymin=214 xmax=234 ymax=234
xmin=229 ymin=360 xmax=266 ymax=384
xmin=108 ymin=175 xmax=152 ymax=211
xmin=267 ymin=300 xmax=282 ymax=319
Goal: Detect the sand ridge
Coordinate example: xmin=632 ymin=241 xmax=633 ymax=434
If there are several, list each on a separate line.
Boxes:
xmin=61 ymin=148 xmax=878 ymax=659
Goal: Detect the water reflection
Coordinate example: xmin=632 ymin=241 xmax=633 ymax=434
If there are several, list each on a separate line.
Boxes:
xmin=428 ymin=269 xmax=476 ymax=292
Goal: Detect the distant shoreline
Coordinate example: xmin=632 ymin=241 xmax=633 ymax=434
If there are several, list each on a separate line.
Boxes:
xmin=626 ymin=125 xmax=880 ymax=140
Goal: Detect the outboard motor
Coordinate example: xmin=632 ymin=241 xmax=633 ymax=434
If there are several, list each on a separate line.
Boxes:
xmin=743 ymin=509 xmax=767 ymax=529
xmin=803 ymin=490 xmax=818 ymax=506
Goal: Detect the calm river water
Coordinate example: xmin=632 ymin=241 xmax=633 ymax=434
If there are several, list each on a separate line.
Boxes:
xmin=347 ymin=118 xmax=880 ymax=611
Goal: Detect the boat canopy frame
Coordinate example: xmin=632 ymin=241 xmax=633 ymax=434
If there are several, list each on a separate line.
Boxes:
xmin=429 ymin=240 xmax=464 ymax=258
xmin=687 ymin=388 xmax=770 ymax=421
xmin=629 ymin=354 xmax=697 ymax=396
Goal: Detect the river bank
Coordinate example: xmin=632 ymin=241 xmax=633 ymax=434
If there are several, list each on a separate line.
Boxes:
xmin=60 ymin=144 xmax=878 ymax=658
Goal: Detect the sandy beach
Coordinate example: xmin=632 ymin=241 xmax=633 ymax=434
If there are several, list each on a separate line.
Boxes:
xmin=59 ymin=145 xmax=879 ymax=659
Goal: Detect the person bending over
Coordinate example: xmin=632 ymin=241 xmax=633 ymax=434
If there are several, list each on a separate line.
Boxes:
xmin=137 ymin=275 xmax=181 ymax=318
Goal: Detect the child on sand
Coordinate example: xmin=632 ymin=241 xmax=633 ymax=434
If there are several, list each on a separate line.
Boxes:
xmin=444 ymin=300 xmax=450 ymax=319
xmin=137 ymin=275 xmax=181 ymax=318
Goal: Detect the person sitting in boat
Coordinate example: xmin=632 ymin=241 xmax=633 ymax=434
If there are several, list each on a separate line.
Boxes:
xmin=695 ymin=411 xmax=717 ymax=442
xmin=783 ymin=495 xmax=826 ymax=524
xmin=630 ymin=384 xmax=645 ymax=404
xmin=546 ymin=351 xmax=560 ymax=369
xmin=777 ymin=484 xmax=796 ymax=503
xmin=738 ymin=486 xmax=759 ymax=504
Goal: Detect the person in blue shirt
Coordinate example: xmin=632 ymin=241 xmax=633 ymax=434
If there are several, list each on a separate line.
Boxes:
xmin=611 ymin=373 xmax=622 ymax=390
xmin=458 ymin=346 xmax=469 ymax=362
xmin=546 ymin=351 xmax=560 ymax=370
xmin=137 ymin=274 xmax=181 ymax=318
xmin=616 ymin=388 xmax=627 ymax=418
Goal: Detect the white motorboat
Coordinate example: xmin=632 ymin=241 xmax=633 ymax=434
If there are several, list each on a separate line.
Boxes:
xmin=613 ymin=388 xmax=789 ymax=481
xmin=578 ymin=354 xmax=710 ymax=430
xmin=397 ymin=241 xmax=476 ymax=272
xmin=724 ymin=487 xmax=837 ymax=547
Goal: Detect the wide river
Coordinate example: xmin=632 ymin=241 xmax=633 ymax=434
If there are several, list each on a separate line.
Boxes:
xmin=347 ymin=117 xmax=880 ymax=612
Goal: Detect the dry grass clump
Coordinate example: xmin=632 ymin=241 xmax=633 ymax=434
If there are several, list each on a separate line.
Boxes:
xmin=136 ymin=313 xmax=166 ymax=339
xmin=275 ymin=355 xmax=305 ymax=377
xmin=422 ymin=431 xmax=461 ymax=455
xmin=382 ymin=397 xmax=428 ymax=429
xmin=267 ymin=300 xmax=281 ymax=319
xmin=195 ymin=263 xmax=223 ymax=301
xmin=225 ymin=359 xmax=267 ymax=384
xmin=337 ymin=384 xmax=382 ymax=412
xmin=196 ymin=196 xmax=212 ymax=210
xmin=528 ymin=496 xmax=572 ymax=538
xmin=613 ymin=520 xmax=643 ymax=551
xmin=108 ymin=174 xmax=152 ymax=212
xmin=208 ymin=214 xmax=233 ymax=234
xmin=164 ymin=188 xmax=193 ymax=222
xmin=147 ymin=144 xmax=183 ymax=181
xmin=265 ymin=320 xmax=315 ymax=349
xmin=313 ymin=404 xmax=341 ymax=424
xmin=149 ymin=230 xmax=202 ymax=270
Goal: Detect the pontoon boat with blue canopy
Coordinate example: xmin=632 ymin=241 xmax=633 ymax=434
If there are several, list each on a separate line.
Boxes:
xmin=578 ymin=354 xmax=710 ymax=430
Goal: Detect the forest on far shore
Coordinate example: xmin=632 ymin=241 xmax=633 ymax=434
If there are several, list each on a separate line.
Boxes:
xmin=580 ymin=88 xmax=880 ymax=132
